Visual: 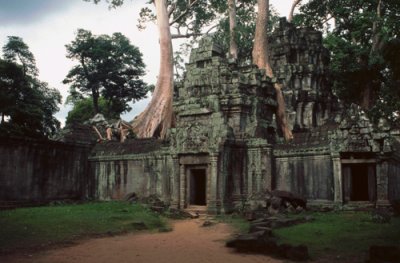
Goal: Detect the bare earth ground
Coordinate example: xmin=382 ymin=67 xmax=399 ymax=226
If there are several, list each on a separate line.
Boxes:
xmin=1 ymin=218 xmax=285 ymax=263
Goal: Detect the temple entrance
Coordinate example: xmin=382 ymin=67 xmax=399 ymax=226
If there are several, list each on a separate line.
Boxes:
xmin=189 ymin=169 xmax=207 ymax=206
xmin=342 ymin=163 xmax=376 ymax=202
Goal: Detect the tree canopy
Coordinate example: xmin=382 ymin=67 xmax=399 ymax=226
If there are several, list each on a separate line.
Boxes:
xmin=0 ymin=36 xmax=61 ymax=138
xmin=65 ymin=97 xmax=112 ymax=126
xmin=63 ymin=29 xmax=149 ymax=119
xmin=295 ymin=0 xmax=400 ymax=123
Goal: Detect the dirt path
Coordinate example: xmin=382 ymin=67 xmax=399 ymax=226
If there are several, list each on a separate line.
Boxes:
xmin=2 ymin=218 xmax=285 ymax=263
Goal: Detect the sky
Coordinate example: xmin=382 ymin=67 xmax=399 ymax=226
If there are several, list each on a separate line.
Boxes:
xmin=0 ymin=0 xmax=302 ymax=126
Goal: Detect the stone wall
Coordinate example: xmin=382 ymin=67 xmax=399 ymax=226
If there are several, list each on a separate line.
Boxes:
xmin=388 ymin=139 xmax=400 ymax=201
xmin=269 ymin=18 xmax=339 ymax=132
xmin=0 ymin=137 xmax=92 ymax=202
xmin=273 ymin=147 xmax=334 ymax=201
xmin=89 ymin=140 xmax=175 ymax=203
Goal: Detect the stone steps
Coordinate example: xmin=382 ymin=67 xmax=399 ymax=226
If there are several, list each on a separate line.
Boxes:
xmin=185 ymin=205 xmax=208 ymax=217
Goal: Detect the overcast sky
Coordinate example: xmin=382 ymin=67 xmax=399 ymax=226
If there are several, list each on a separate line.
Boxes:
xmin=0 ymin=0 xmax=302 ymax=126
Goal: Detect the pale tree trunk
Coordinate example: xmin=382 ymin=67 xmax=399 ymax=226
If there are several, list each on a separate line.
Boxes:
xmin=228 ymin=0 xmax=238 ymax=59
xmin=131 ymin=0 xmax=173 ymax=138
xmin=253 ymin=0 xmax=293 ymax=141
xmin=252 ymin=0 xmax=269 ymax=71
xmin=288 ymin=0 xmax=302 ymax=23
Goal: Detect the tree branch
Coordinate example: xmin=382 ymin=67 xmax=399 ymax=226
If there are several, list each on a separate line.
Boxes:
xmin=320 ymin=15 xmax=334 ymax=25
xmin=288 ymin=0 xmax=302 ymax=23
xmin=171 ymin=33 xmax=202 ymax=39
xmin=171 ymin=24 xmax=218 ymax=39
xmin=169 ymin=0 xmax=199 ymax=26
xmin=168 ymin=3 xmax=176 ymax=18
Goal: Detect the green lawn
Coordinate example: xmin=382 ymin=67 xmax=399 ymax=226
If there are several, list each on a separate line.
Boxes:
xmin=0 ymin=201 xmax=167 ymax=253
xmin=274 ymin=211 xmax=400 ymax=258
xmin=215 ymin=214 xmax=250 ymax=233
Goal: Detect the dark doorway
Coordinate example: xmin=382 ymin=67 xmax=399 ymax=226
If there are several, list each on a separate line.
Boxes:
xmin=343 ymin=163 xmax=376 ymax=202
xmin=350 ymin=164 xmax=369 ymax=201
xmin=190 ymin=169 xmax=206 ymax=205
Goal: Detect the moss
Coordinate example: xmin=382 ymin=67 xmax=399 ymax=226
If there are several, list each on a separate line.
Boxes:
xmin=274 ymin=211 xmax=400 ymax=257
xmin=0 ymin=201 xmax=167 ymax=252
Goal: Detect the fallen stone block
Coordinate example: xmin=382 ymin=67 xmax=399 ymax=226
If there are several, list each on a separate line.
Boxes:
xmin=130 ymin=221 xmax=148 ymax=230
xmin=280 ymin=244 xmax=309 ymax=261
xmin=368 ymin=245 xmax=400 ymax=263
xmin=271 ymin=190 xmax=307 ymax=209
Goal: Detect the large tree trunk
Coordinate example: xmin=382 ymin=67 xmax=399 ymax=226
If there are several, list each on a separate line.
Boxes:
xmin=361 ymin=0 xmax=383 ymax=110
xmin=252 ymin=0 xmax=293 ymax=141
xmin=228 ymin=0 xmax=238 ymax=59
xmin=252 ymin=0 xmax=269 ymax=71
xmin=92 ymin=86 xmax=99 ymax=114
xmin=288 ymin=0 xmax=302 ymax=23
xmin=131 ymin=0 xmax=173 ymax=139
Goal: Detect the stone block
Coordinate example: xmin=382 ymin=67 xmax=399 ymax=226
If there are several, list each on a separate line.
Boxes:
xmin=368 ymin=245 xmax=400 ymax=263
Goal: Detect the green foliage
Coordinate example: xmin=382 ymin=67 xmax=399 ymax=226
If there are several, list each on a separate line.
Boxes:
xmin=370 ymin=38 xmax=400 ymax=123
xmin=274 ymin=212 xmax=400 ymax=258
xmin=215 ymin=214 xmax=250 ymax=233
xmin=0 ymin=37 xmax=61 ymax=138
xmin=64 ymin=29 xmax=148 ymax=116
xmin=0 ymin=202 xmax=167 ymax=253
xmin=65 ymin=97 xmax=115 ymax=125
xmin=2 ymin=36 xmax=38 ymax=77
xmin=295 ymin=0 xmax=400 ymax=123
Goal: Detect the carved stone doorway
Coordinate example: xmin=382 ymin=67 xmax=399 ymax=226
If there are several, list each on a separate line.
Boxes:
xmin=342 ymin=163 xmax=376 ymax=203
xmin=189 ymin=168 xmax=207 ymax=206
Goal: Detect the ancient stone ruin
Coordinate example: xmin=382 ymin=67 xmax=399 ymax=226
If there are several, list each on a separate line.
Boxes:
xmin=86 ymin=18 xmax=400 ymax=213
xmin=1 ymin=18 xmax=400 ymax=213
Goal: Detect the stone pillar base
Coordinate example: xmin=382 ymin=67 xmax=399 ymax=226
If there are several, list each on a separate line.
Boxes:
xmin=376 ymin=200 xmax=391 ymax=207
xmin=207 ymin=200 xmax=221 ymax=214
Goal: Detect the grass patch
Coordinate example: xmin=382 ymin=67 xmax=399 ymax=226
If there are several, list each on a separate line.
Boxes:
xmin=274 ymin=211 xmax=400 ymax=257
xmin=215 ymin=214 xmax=250 ymax=234
xmin=0 ymin=201 xmax=167 ymax=253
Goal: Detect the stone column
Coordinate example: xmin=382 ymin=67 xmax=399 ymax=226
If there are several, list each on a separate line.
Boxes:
xmin=247 ymin=151 xmax=255 ymax=195
xmin=207 ymin=153 xmax=219 ymax=214
xmin=171 ymin=156 xmax=180 ymax=208
xmin=261 ymin=145 xmax=273 ymax=191
xmin=179 ymin=164 xmax=186 ymax=209
xmin=376 ymin=159 xmax=390 ymax=206
xmin=332 ymin=154 xmax=342 ymax=204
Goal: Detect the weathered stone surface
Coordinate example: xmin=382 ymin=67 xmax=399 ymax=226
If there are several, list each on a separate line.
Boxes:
xmin=2 ymin=18 xmax=400 ymax=215
xmin=368 ymin=245 xmax=400 ymax=263
xmin=271 ymin=190 xmax=307 ymax=209
xmin=279 ymin=244 xmax=309 ymax=261
xmin=269 ymin=18 xmax=339 ymax=132
xmin=124 ymin=192 xmax=138 ymax=202
xmin=0 ymin=136 xmax=92 ymax=202
xmin=227 ymin=228 xmax=309 ymax=261
xmin=371 ymin=208 xmax=392 ymax=224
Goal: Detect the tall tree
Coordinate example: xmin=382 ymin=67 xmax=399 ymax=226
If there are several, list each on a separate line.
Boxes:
xmin=213 ymin=0 xmax=278 ymax=65
xmin=86 ymin=0 xmax=221 ymax=138
xmin=0 ymin=37 xmax=61 ymax=138
xmin=252 ymin=0 xmax=293 ymax=141
xmin=131 ymin=0 xmax=174 ymax=138
xmin=2 ymin=36 xmax=38 ymax=77
xmin=64 ymin=29 xmax=148 ymax=117
xmin=288 ymin=0 xmax=302 ymax=23
xmin=65 ymin=97 xmax=111 ymax=125
xmin=296 ymin=0 xmax=400 ymax=121
xmin=228 ymin=0 xmax=238 ymax=59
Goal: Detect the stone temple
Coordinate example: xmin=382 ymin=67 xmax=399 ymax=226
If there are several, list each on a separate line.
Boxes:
xmin=1 ymin=19 xmax=400 ymax=212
